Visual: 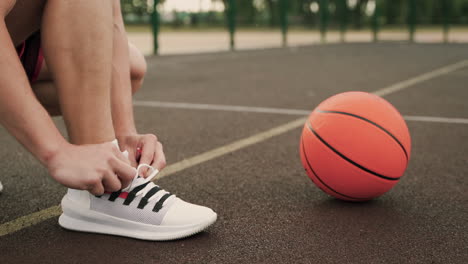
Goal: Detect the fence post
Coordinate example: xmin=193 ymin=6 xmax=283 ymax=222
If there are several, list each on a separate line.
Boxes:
xmin=338 ymin=0 xmax=348 ymax=42
xmin=319 ymin=0 xmax=329 ymax=43
xmin=442 ymin=0 xmax=450 ymax=43
xmin=151 ymin=0 xmax=160 ymax=55
xmin=279 ymin=0 xmax=289 ymax=47
xmin=227 ymin=0 xmax=237 ymax=51
xmin=408 ymin=0 xmax=416 ymax=42
xmin=371 ymin=0 xmax=380 ymax=42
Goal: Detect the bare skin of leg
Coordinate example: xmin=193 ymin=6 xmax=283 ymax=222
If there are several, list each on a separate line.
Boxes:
xmin=129 ymin=46 xmax=147 ymax=94
xmin=3 ymin=0 xmax=136 ymax=193
xmin=33 ymin=42 xmax=147 ymax=116
xmin=40 ymin=0 xmax=115 ymax=145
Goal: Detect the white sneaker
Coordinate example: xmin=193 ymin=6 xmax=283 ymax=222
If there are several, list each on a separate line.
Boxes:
xmin=59 ymin=164 xmax=217 ymax=241
xmin=0 ymin=181 xmax=3 ymax=193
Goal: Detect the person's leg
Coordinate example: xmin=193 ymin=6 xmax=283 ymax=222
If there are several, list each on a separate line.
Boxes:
xmin=32 ymin=42 xmax=146 ymax=116
xmin=40 ymin=0 xmax=115 ymax=144
xmin=129 ymin=42 xmax=147 ymax=94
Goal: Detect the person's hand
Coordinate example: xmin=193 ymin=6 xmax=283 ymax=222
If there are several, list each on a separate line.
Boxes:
xmin=46 ymin=142 xmax=136 ymax=195
xmin=116 ymin=133 xmax=166 ymax=177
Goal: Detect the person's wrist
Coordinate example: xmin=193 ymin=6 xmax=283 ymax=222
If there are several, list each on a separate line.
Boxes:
xmin=111 ymin=106 xmax=137 ymax=137
xmin=115 ymin=132 xmax=139 ymax=149
xmin=40 ymin=139 xmax=71 ymax=167
xmin=114 ymin=124 xmax=137 ymax=138
xmin=115 ymin=130 xmax=138 ymax=139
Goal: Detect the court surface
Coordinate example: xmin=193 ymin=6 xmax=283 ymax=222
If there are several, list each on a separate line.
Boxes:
xmin=0 ymin=43 xmax=467 ymax=264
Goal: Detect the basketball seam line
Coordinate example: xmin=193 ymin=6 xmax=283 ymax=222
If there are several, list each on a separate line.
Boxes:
xmin=301 ymin=135 xmax=368 ymax=201
xmin=306 ymin=121 xmax=401 ymax=181
xmin=316 ymin=109 xmax=409 ymax=161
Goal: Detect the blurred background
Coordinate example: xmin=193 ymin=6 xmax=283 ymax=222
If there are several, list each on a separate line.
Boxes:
xmin=121 ymin=0 xmax=468 ymax=55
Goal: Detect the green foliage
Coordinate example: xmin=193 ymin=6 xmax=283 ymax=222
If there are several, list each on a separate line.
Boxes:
xmin=121 ymin=0 xmax=468 ymax=28
xmin=121 ymin=0 xmax=152 ymax=23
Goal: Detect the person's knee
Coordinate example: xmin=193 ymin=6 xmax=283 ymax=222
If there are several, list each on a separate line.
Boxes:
xmin=129 ymin=43 xmax=146 ymax=95
xmin=0 ymin=0 xmax=16 ymax=17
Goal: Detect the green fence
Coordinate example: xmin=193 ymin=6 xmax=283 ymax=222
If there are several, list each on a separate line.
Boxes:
xmin=141 ymin=0 xmax=467 ymax=55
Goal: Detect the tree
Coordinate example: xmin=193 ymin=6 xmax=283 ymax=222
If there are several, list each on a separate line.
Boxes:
xmin=351 ymin=0 xmax=368 ymax=29
xmin=265 ymin=0 xmax=279 ymax=27
xmin=382 ymin=0 xmax=403 ymax=25
xmin=238 ymin=0 xmax=257 ymax=25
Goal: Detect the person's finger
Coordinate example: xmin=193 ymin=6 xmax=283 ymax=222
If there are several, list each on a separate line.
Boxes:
xmin=127 ymin=149 xmax=138 ymax=168
xmin=111 ymin=158 xmax=137 ymax=188
xmin=89 ymin=182 xmax=105 ymax=196
xmin=139 ymin=137 xmax=157 ymax=177
xmin=136 ymin=147 xmax=142 ymax=163
xmin=151 ymin=141 xmax=166 ymax=171
xmin=102 ymin=173 xmax=122 ymax=192
xmin=111 ymin=145 xmax=132 ymax=165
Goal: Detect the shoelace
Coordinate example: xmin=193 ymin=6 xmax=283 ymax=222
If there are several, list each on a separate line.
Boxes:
xmin=110 ymin=164 xmax=173 ymax=212
xmin=123 ymin=164 xmax=159 ymax=192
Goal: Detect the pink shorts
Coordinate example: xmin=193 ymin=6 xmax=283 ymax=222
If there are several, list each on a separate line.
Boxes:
xmin=16 ymin=31 xmax=44 ymax=84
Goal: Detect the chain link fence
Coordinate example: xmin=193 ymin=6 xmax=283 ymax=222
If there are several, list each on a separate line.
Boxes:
xmin=120 ymin=0 xmax=468 ymax=54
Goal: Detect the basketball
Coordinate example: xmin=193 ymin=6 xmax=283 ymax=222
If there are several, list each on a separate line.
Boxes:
xmin=299 ymin=92 xmax=411 ymax=201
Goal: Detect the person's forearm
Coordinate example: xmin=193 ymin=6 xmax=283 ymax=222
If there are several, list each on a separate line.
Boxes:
xmin=0 ymin=22 xmax=68 ymax=165
xmin=111 ymin=0 xmax=137 ymax=136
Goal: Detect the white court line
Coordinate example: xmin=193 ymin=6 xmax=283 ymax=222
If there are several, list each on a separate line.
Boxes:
xmin=157 ymin=118 xmax=307 ymax=179
xmin=134 ymin=101 xmax=468 ymax=125
xmin=402 ymin=115 xmax=468 ymax=125
xmin=1 ymin=59 xmax=467 ymax=237
xmin=0 ymin=206 xmax=61 ymax=236
xmin=134 ymin=101 xmax=311 ymax=115
xmin=373 ymin=60 xmax=468 ymax=97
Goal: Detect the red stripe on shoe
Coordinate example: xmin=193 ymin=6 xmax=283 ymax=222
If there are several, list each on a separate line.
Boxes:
xmin=104 ymin=191 xmax=129 ymax=199
xmin=119 ymin=192 xmax=129 ymax=199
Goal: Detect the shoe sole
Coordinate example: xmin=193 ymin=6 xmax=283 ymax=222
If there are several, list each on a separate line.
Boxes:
xmin=59 ymin=196 xmax=217 ymax=241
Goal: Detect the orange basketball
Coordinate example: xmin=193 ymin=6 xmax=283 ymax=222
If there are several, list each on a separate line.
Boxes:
xmin=299 ymin=92 xmax=411 ymax=201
